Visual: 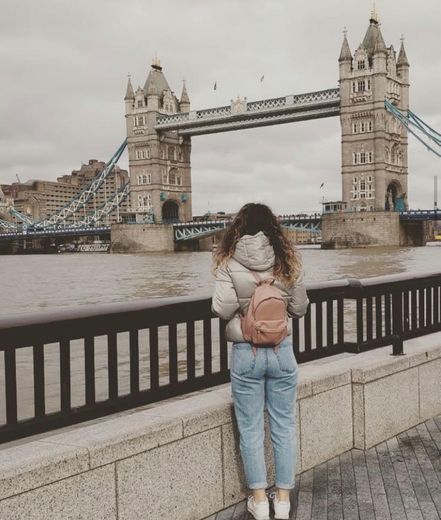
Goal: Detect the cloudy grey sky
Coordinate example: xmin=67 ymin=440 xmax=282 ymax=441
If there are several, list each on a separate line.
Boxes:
xmin=1 ymin=0 xmax=440 ymax=214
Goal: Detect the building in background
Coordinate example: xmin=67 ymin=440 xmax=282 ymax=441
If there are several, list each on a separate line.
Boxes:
xmin=1 ymin=160 xmax=129 ymax=224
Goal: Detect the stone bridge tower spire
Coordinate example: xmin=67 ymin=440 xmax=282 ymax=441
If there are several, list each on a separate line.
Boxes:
xmin=124 ymin=58 xmax=192 ymax=224
xmin=339 ymin=11 xmax=409 ymax=212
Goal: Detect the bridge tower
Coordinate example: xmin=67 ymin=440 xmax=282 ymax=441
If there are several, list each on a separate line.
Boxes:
xmin=339 ymin=9 xmax=410 ymax=212
xmin=124 ymin=58 xmax=192 ymax=223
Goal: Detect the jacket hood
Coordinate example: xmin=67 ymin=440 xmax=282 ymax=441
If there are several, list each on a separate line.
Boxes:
xmin=232 ymin=230 xmax=275 ymax=271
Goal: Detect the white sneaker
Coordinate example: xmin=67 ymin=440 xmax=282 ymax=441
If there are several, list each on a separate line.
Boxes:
xmin=269 ymin=490 xmax=291 ymax=519
xmin=246 ymin=494 xmax=270 ymax=520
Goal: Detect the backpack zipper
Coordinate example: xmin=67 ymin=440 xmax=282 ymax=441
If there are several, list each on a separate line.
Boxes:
xmin=256 ymin=324 xmax=288 ymax=333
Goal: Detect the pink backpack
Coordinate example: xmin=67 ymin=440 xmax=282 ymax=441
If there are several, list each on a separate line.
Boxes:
xmin=240 ymin=271 xmax=289 ymax=356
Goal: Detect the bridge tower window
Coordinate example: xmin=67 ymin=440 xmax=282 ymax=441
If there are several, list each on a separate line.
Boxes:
xmin=137 ymin=193 xmax=152 ymax=210
xmin=168 ymin=168 xmax=177 ymax=184
xmin=135 ymin=147 xmax=150 ymax=160
xmin=357 ymin=80 xmax=365 ymax=92
xmin=137 ymin=172 xmax=151 ymax=185
xmin=357 ymin=60 xmax=366 ymax=70
xmin=134 ymin=115 xmax=145 ymax=127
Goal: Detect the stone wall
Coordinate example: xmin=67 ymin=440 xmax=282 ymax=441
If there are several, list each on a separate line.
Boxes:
xmin=110 ymin=223 xmax=174 ymax=252
xmin=322 ymin=211 xmax=427 ymax=248
xmin=1 ymin=334 xmax=440 ymax=519
xmin=322 ymin=211 xmax=400 ymax=248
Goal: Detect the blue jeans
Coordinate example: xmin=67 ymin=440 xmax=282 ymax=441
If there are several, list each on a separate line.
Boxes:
xmin=230 ymin=335 xmax=299 ymax=490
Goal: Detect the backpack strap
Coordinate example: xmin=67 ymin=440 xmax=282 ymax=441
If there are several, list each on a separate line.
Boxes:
xmin=251 ymin=271 xmax=261 ymax=284
xmin=250 ymin=270 xmax=275 ymax=285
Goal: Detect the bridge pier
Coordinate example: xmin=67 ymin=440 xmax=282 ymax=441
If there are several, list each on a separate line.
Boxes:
xmin=110 ymin=223 xmax=175 ymax=252
xmin=175 ymin=234 xmax=219 ymax=252
xmin=321 ymin=211 xmax=428 ymax=249
xmin=399 ymin=219 xmax=430 ymax=246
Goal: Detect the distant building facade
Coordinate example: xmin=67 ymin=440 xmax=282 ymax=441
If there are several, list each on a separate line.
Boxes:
xmin=123 ymin=58 xmax=192 ymax=224
xmin=1 ymin=160 xmax=129 ymax=224
xmin=339 ymin=10 xmax=410 ymax=212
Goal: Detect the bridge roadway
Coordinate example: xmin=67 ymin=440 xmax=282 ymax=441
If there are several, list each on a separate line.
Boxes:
xmin=0 ymin=226 xmax=111 ymax=241
xmin=155 ymin=88 xmax=341 ymax=136
xmin=0 ymin=210 xmax=439 ymax=242
xmin=173 ymin=214 xmax=322 ymax=241
xmin=206 ymin=413 xmax=441 ymax=520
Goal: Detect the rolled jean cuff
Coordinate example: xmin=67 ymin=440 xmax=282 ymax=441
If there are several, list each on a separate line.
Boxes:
xmin=275 ymin=482 xmax=295 ymax=489
xmin=248 ymin=481 xmax=268 ymax=489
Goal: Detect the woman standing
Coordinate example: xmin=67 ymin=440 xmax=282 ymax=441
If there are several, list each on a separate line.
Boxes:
xmin=211 ymin=203 xmax=309 ymax=520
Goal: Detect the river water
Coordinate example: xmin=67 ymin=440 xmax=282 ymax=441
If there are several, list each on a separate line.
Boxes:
xmin=1 ymin=244 xmax=440 ymax=423
xmin=2 ymin=244 xmax=441 ymax=315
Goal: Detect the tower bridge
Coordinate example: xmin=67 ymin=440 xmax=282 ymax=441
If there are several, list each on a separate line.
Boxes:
xmin=123 ymin=8 xmax=412 ymax=226
xmin=1 ymin=9 xmax=440 ymax=251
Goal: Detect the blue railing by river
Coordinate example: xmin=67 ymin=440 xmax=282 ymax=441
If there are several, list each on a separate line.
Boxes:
xmin=1 ymin=271 xmax=440 ymax=444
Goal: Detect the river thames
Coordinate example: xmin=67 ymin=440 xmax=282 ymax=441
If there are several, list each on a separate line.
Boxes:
xmin=2 ymin=244 xmax=441 ymax=316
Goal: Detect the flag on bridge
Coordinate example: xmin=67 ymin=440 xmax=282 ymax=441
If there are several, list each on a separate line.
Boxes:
xmin=260 ymin=74 xmax=265 ymax=82
xmin=320 ymin=182 xmax=324 ymax=188
xmin=213 ymin=81 xmax=217 ymax=90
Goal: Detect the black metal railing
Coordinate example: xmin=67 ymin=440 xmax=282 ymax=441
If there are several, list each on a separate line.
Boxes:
xmin=1 ymin=271 xmax=440 ymax=444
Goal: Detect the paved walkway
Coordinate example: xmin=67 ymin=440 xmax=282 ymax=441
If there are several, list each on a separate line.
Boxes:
xmin=205 ymin=413 xmax=441 ymax=520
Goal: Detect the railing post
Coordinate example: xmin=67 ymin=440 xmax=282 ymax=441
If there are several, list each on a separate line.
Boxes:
xmin=391 ymin=290 xmax=405 ymax=356
xmin=347 ymin=278 xmax=363 ymax=352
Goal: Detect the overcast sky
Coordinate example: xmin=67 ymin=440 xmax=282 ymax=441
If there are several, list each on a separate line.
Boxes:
xmin=1 ymin=0 xmax=440 ymax=214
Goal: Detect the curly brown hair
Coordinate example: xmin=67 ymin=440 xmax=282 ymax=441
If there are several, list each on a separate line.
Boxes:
xmin=212 ymin=202 xmax=302 ymax=286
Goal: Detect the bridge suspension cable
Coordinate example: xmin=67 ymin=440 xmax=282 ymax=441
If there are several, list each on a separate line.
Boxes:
xmin=67 ymin=182 xmax=130 ymax=228
xmin=407 ymin=110 xmax=441 ymax=147
xmin=31 ymin=139 xmax=128 ymax=229
xmin=4 ymin=139 xmax=128 ymax=233
xmin=7 ymin=207 xmax=35 ymax=226
xmin=385 ymin=100 xmax=441 ymax=158
xmin=0 ymin=218 xmax=16 ymax=230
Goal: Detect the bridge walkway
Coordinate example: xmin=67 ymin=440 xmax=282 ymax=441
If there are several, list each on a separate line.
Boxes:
xmin=205 ymin=413 xmax=441 ymax=520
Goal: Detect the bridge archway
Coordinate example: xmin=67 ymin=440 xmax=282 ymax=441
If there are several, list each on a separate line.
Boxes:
xmin=385 ymin=181 xmax=405 ymax=211
xmin=162 ymin=199 xmax=180 ymax=223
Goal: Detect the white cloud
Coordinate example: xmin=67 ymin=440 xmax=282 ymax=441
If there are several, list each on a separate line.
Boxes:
xmin=1 ymin=0 xmax=440 ymax=214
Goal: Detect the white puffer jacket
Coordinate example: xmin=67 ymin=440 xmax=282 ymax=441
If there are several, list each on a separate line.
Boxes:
xmin=211 ymin=230 xmax=310 ymax=342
